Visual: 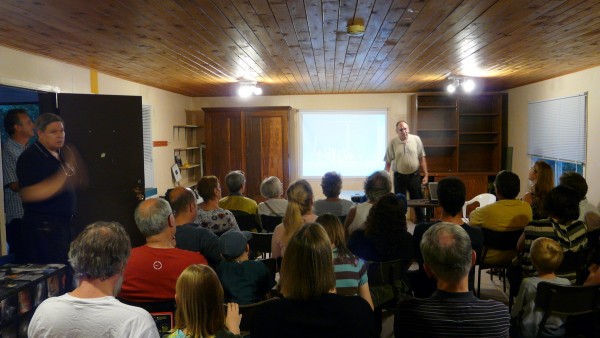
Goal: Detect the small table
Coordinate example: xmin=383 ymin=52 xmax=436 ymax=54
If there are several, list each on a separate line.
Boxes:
xmin=407 ymin=199 xmax=439 ymax=222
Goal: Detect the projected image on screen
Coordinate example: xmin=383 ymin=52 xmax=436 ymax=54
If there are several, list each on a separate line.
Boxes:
xmin=300 ymin=110 xmax=387 ymax=177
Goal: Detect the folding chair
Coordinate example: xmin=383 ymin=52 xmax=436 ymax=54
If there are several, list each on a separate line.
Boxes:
xmin=259 ymin=215 xmax=282 ymax=233
xmin=535 ymin=282 xmax=600 ymax=338
xmin=248 ymin=232 xmax=273 ymax=259
xmin=477 ymin=228 xmax=523 ymax=297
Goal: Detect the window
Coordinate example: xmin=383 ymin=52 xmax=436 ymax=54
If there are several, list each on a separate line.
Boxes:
xmin=299 ymin=110 xmax=387 ymax=177
xmin=528 ymin=93 xmax=587 ymax=184
xmin=530 ymin=156 xmax=583 ymax=186
xmin=142 ymin=104 xmax=155 ymax=190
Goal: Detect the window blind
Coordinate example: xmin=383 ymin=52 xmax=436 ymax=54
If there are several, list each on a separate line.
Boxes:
xmin=527 ymin=93 xmax=587 ymax=163
xmin=142 ymin=104 xmax=155 ymax=188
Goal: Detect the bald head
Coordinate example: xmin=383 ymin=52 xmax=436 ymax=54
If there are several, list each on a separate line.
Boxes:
xmin=166 ymin=187 xmax=197 ymax=224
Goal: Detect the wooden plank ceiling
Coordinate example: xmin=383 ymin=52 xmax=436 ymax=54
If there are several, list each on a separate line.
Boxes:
xmin=0 ymin=0 xmax=599 ymax=97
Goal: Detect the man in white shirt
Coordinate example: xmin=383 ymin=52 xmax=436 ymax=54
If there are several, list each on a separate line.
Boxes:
xmin=384 ymin=121 xmax=429 ymax=223
xmin=28 ymin=221 xmax=159 ymax=337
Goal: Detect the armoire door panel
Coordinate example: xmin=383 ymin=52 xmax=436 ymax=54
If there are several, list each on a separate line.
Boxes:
xmin=204 ymin=109 xmax=245 ymax=192
xmin=246 ymin=112 xmax=288 ymax=201
xmin=204 ymin=106 xmax=289 ymax=203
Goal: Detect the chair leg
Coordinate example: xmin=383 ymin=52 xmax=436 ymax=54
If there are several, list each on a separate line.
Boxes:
xmin=477 ymin=265 xmax=482 ymax=298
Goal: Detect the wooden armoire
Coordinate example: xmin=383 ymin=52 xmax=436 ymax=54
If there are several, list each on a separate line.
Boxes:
xmin=203 ymin=106 xmax=290 ymax=201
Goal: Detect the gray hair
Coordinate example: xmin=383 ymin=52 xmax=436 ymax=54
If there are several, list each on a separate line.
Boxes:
xmin=364 ymin=170 xmax=392 ymax=201
xmin=69 ymin=221 xmax=131 ymax=281
xmin=421 ymin=222 xmax=472 ymax=284
xmin=35 ymin=113 xmax=64 ymax=131
xmin=134 ymin=198 xmax=172 ymax=238
xmin=260 ymin=176 xmax=283 ymax=198
xmin=225 ymin=170 xmax=245 ymax=193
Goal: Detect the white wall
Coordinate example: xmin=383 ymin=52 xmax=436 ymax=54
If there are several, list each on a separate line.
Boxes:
xmin=508 ymin=65 xmax=600 ymax=207
xmin=0 ymin=46 xmax=193 ymax=196
xmin=193 ymin=93 xmax=411 ymax=198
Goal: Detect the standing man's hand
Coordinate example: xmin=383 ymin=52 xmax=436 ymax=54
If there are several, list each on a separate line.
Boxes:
xmin=421 ymin=174 xmax=429 ymax=185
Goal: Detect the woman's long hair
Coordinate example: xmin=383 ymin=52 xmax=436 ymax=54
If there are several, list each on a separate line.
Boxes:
xmin=173 ymin=265 xmax=225 ymax=338
xmin=279 ymin=223 xmax=335 ymax=300
xmin=282 ymin=179 xmax=313 ymax=243
xmin=316 ymin=213 xmax=356 ymax=264
xmin=364 ymin=193 xmax=408 ymax=257
xmin=532 ymin=160 xmax=554 ymax=204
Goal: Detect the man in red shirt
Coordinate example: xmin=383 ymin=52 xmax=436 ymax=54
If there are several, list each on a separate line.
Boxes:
xmin=118 ymin=198 xmax=207 ymax=301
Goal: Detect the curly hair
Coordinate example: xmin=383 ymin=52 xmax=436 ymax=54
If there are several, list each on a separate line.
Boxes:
xmin=364 ymin=193 xmax=408 ymax=257
xmin=363 ymin=170 xmax=392 ymax=202
xmin=321 ymin=171 xmax=342 ymax=198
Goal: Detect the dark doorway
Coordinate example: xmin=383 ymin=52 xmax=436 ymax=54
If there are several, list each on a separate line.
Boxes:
xmin=51 ymin=93 xmax=146 ymax=247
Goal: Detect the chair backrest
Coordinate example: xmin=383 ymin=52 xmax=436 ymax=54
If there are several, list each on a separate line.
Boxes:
xmin=479 ymin=228 xmax=522 ymax=265
xmin=367 ymin=259 xmax=408 ymax=286
xmin=535 ymin=282 xmax=600 ymax=336
xmin=118 ymin=298 xmax=177 ymax=335
xmin=248 ymin=232 xmax=273 ymax=259
xmin=556 ymin=250 xmax=587 ymax=283
xmin=225 ymin=297 xmax=280 ymax=334
xmin=260 ymin=214 xmax=282 ymax=233
xmin=462 ymin=193 xmax=496 ymax=218
xmin=231 ymin=210 xmax=262 ymax=232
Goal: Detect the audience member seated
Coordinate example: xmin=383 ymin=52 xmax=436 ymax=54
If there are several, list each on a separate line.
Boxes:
xmin=511 ymin=238 xmax=569 ymax=338
xmin=469 ymin=170 xmax=532 ymax=265
xmin=584 ymin=245 xmax=600 ymax=286
xmin=348 ymin=193 xmax=414 ymax=262
xmin=522 ymin=160 xmax=554 ymax=220
xmin=257 ymin=176 xmax=288 ymax=217
xmin=253 ymin=223 xmax=377 ymax=338
xmin=345 ymin=170 xmax=392 ymax=235
xmin=395 ymin=223 xmax=509 ymax=338
xmin=167 ymin=264 xmax=242 ymax=338
xmin=119 ymin=198 xmax=207 ymax=302
xmin=196 ymin=175 xmax=240 ymax=235
xmin=219 ymin=170 xmax=259 ymax=221
xmin=515 ymin=185 xmax=588 ymax=283
xmin=29 ymin=222 xmax=160 ymax=337
xmin=316 ymin=213 xmax=373 ymax=309
xmin=559 ymin=172 xmax=600 ymax=232
xmin=166 ymin=187 xmax=222 ymax=268
xmin=564 ymin=245 xmax=600 ymax=338
xmin=216 ymin=230 xmax=275 ymax=305
xmin=313 ymin=171 xmax=354 ymax=217
xmin=412 ymin=177 xmax=483 ymax=297
xmin=271 ymin=179 xmax=317 ymax=258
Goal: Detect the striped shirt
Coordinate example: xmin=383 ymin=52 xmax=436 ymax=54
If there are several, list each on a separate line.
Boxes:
xmin=394 ymin=290 xmax=509 ymax=337
xmin=2 ymin=138 xmax=26 ymax=223
xmin=332 ymin=248 xmax=368 ymax=296
xmin=520 ymin=218 xmax=588 ymax=280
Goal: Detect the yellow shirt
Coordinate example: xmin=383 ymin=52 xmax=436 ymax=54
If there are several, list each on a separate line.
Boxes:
xmin=469 ymin=199 xmax=532 ymax=265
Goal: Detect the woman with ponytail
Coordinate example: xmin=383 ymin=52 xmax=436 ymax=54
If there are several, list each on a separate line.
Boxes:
xmin=271 ymin=179 xmax=317 ymax=258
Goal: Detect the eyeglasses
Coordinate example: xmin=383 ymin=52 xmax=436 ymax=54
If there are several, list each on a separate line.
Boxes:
xmin=397 ymin=128 xmax=408 ymax=132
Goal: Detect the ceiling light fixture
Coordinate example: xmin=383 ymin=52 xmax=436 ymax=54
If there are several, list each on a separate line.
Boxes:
xmin=446 ymin=76 xmax=476 ymax=94
xmin=237 ymin=80 xmax=262 ymax=97
xmin=347 ymin=24 xmax=365 ymax=37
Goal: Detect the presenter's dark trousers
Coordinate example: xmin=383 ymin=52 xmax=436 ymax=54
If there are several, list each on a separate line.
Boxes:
xmin=22 ymin=212 xmax=74 ymax=289
xmin=393 ymin=171 xmax=424 ymax=223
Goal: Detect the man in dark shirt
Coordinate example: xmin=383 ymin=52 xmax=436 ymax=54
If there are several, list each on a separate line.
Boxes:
xmin=16 ymin=113 xmax=78 ymax=265
xmin=166 ymin=187 xmax=222 ymax=267
xmin=412 ymin=176 xmax=483 ymax=297
xmin=395 ymin=223 xmax=509 ymax=337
